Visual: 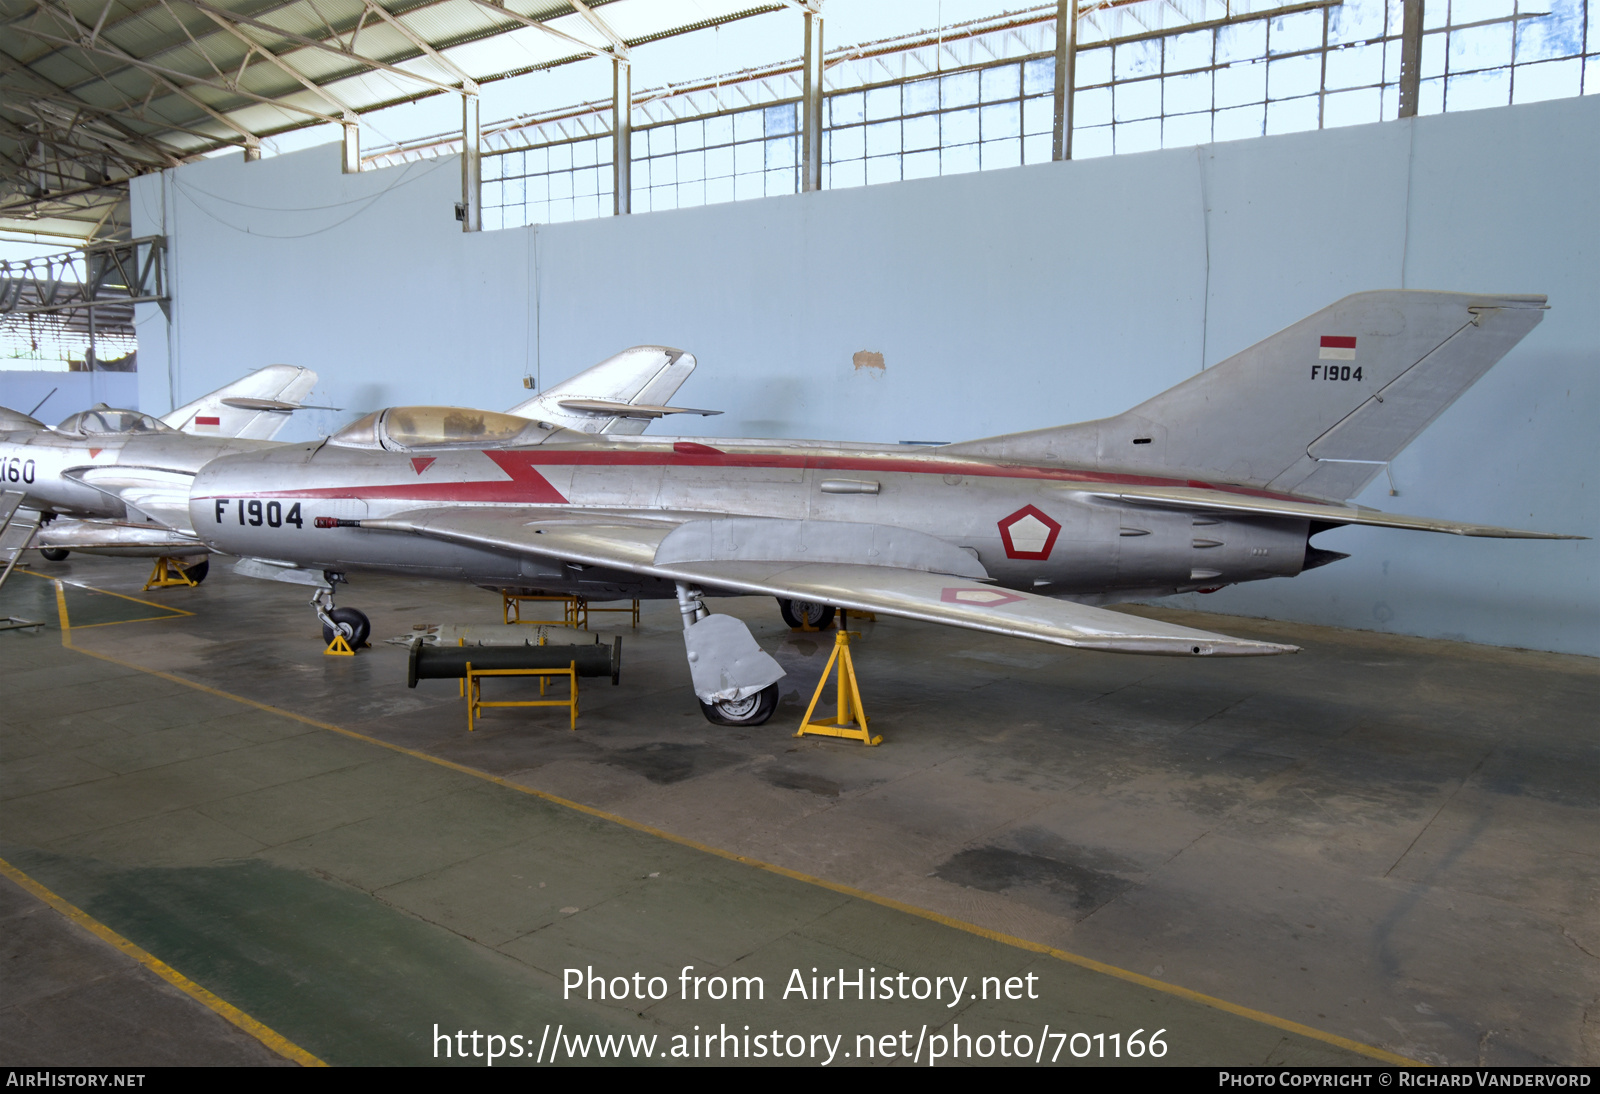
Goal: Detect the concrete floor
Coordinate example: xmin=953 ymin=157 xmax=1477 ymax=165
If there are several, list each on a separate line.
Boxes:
xmin=1 ymin=554 xmax=1596 ymax=1066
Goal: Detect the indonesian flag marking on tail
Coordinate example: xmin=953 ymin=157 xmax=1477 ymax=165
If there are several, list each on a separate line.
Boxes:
xmin=1319 ymin=336 xmax=1357 ymax=361
xmin=194 ymin=415 xmax=222 ymax=432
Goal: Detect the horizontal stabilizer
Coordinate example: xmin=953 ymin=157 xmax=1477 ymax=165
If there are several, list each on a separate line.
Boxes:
xmin=1076 ymin=485 xmax=1584 ymax=539
xmin=556 ymin=398 xmax=721 ymax=419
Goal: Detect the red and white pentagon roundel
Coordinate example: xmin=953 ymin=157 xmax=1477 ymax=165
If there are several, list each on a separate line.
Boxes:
xmin=941 ymin=587 xmax=1025 ymax=607
xmin=997 ymin=504 xmax=1062 ymax=561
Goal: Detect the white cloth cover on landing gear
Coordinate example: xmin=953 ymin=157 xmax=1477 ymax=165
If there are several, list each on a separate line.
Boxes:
xmin=683 ymin=614 xmax=784 ymax=703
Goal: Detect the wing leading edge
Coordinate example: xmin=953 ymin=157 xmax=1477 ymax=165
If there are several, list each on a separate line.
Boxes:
xmin=356 ymin=508 xmax=1298 ymax=657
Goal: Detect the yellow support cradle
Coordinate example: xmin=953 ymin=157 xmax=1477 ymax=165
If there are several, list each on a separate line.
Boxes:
xmin=144 ymin=556 xmax=200 ymax=591
xmin=795 ymin=629 xmax=881 ymax=746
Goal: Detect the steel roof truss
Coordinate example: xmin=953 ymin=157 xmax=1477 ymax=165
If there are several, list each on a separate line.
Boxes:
xmin=175 ymin=0 xmax=463 ymax=94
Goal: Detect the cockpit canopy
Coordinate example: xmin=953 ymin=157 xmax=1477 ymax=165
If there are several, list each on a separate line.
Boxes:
xmin=328 ymin=406 xmax=551 ymax=451
xmin=55 ymin=408 xmax=176 ymax=436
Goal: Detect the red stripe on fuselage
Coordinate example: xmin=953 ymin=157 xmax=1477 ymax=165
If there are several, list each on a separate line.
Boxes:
xmin=199 ymin=447 xmax=1310 ymax=505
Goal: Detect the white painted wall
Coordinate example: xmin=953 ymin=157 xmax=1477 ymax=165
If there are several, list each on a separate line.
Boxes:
xmin=131 ymin=94 xmax=1599 ymax=655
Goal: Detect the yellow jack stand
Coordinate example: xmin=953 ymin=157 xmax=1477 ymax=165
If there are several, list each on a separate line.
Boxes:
xmin=144 ymin=556 xmax=199 ymax=591
xmin=324 ymin=633 xmax=356 ymax=656
xmin=795 ymin=630 xmax=881 ymax=746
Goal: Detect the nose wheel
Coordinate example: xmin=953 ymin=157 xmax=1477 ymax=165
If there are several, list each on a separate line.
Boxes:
xmin=311 ymin=587 xmax=369 ymax=651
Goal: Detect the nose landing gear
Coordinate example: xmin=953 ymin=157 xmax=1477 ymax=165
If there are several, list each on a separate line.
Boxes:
xmin=311 ymin=587 xmax=370 ymax=652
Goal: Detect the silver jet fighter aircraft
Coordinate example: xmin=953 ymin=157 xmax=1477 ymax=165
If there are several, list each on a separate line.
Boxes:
xmin=190 ymin=291 xmax=1578 ymax=726
xmin=1 ymin=366 xmax=321 ymax=579
xmin=3 ymin=348 xmax=710 ymax=577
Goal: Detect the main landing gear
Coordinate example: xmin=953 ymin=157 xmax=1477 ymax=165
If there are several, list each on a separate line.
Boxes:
xmin=778 ymin=597 xmax=835 ymax=631
xmin=311 ymin=586 xmax=370 ymax=651
xmin=678 ymin=582 xmax=785 ymax=726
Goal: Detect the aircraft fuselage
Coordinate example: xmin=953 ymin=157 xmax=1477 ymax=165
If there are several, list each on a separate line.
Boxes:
xmin=191 ymin=435 xmax=1313 ymax=601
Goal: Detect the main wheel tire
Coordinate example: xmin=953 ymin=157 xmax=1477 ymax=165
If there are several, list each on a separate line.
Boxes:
xmin=777 ymin=598 xmax=835 ymax=630
xmin=699 ymin=682 xmax=780 ymax=727
xmin=179 ymin=557 xmax=209 ymax=584
xmin=38 ymin=548 xmax=69 ymax=561
xmin=320 ymin=606 xmax=371 ymax=648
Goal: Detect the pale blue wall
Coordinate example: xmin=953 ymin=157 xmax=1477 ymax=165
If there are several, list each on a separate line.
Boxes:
xmin=0 ymin=371 xmax=139 ymax=424
xmin=131 ymin=94 xmax=1599 ymax=655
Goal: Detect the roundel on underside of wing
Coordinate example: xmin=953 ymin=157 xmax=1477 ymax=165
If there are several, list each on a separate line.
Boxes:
xmin=997 ymin=504 xmax=1062 ymax=561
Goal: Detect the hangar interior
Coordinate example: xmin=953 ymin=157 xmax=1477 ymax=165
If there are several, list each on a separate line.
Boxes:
xmin=2 ymin=0 xmax=1598 ymax=1070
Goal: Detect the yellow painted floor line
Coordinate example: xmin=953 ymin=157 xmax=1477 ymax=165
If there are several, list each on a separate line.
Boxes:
xmin=19 ymin=567 xmax=195 ymax=619
xmin=47 ymin=578 xmax=1421 ymax=1067
xmin=0 ymin=855 xmax=326 ymax=1068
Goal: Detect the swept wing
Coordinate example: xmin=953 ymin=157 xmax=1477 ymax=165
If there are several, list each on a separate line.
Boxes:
xmin=355 ymin=508 xmax=1297 ymax=657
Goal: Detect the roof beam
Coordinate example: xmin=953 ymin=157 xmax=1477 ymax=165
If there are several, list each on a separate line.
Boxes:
xmin=192 ymin=7 xmax=359 ymax=119
xmin=174 ymin=0 xmax=464 ymax=94
xmin=567 ymin=0 xmax=628 ymax=53
xmin=359 ymin=0 xmax=477 ymax=90
xmin=17 ymin=2 xmax=343 ymax=129
xmin=18 ymin=1 xmax=295 ymax=140
xmin=457 ymin=0 xmax=620 ymax=61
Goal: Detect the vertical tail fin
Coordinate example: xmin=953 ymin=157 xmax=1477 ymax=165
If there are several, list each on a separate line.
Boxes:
xmin=508 ymin=346 xmax=708 ymax=434
xmin=944 ymin=291 xmax=1547 ymax=501
xmin=161 ymin=365 xmax=319 ymax=440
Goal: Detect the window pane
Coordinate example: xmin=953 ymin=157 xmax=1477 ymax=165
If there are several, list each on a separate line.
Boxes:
xmin=904 ymin=77 xmax=940 ymax=114
xmin=865 ymin=86 xmax=901 ymax=121
xmin=1270 ymin=9 xmax=1324 ymax=55
xmin=942 ymin=142 xmax=979 ymax=174
xmin=1116 ymin=40 xmax=1161 ymax=80
xmin=1022 ymin=95 xmax=1054 ymax=135
xmin=1324 ymin=86 xmax=1383 ymax=127
xmin=1164 ymin=70 xmax=1212 ymax=113
xmin=981 ymin=101 xmax=1021 ymax=140
xmin=981 ymin=64 xmax=1020 ymax=101
xmin=1213 ymin=103 xmax=1265 ymax=141
xmin=1266 ymin=94 xmax=1320 ymax=133
xmin=1115 ymin=79 xmax=1162 ymax=121
xmin=1166 ymin=29 xmax=1213 ymax=71
xmin=1215 ymin=59 xmax=1268 ymax=107
xmin=904 ymin=113 xmax=940 ymax=150
xmin=1077 ymin=47 xmax=1111 ymax=87
xmin=1163 ymin=111 xmax=1212 ymax=147
xmin=1217 ymin=22 xmax=1267 ymax=64
xmin=942 ymin=106 xmax=980 ymax=145
xmin=831 ymin=160 xmax=865 ymax=189
xmin=1449 ymin=21 xmax=1514 ymax=71
xmin=1514 ymin=0 xmax=1584 ymax=62
xmin=765 ymin=104 xmax=796 ymax=137
xmin=830 ymin=91 xmax=864 ymax=127
xmin=1114 ymin=118 xmax=1161 ymax=153
xmin=1446 ymin=67 xmax=1511 ymax=109
xmin=1022 ymin=56 xmax=1055 ymax=95
xmin=866 ymin=154 xmax=901 ymax=184
xmin=981 ymin=137 xmax=1021 ymax=169
xmin=1326 ymin=43 xmax=1385 ymax=90
xmin=866 ymin=120 xmax=901 ymax=156
xmin=903 ymin=149 xmax=939 ymax=178
xmin=1073 ymin=124 xmax=1113 ymax=158
xmin=1512 ymin=56 xmax=1582 ymax=101
xmin=942 ymin=70 xmax=980 ymax=108
xmin=1269 ymin=54 xmax=1323 ymax=99
xmin=1075 ymin=86 xmax=1113 ymax=127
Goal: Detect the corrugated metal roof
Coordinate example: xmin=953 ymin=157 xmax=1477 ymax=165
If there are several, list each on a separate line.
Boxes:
xmin=0 ymin=0 xmax=788 ymax=237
